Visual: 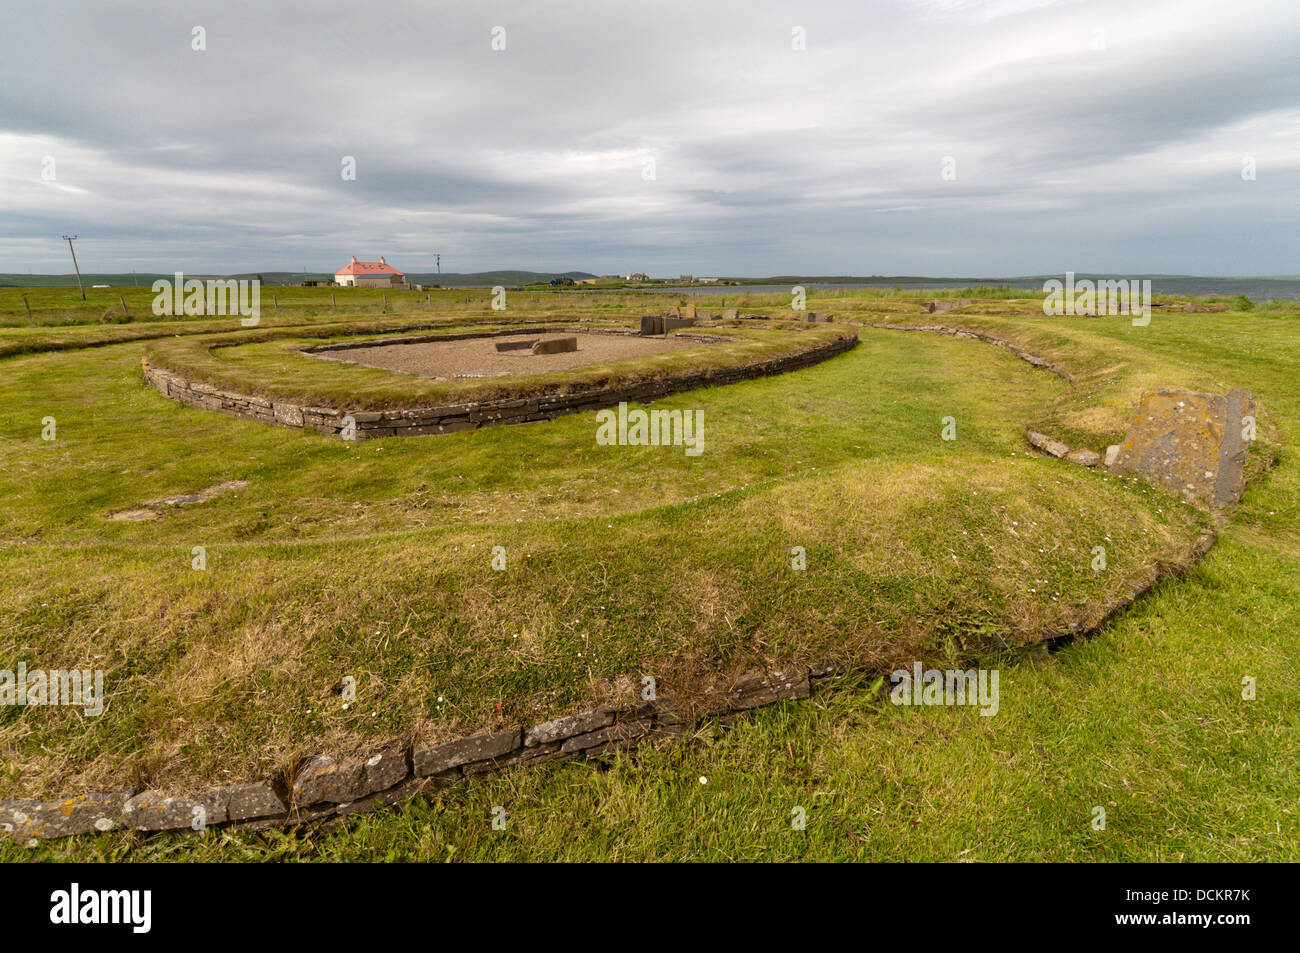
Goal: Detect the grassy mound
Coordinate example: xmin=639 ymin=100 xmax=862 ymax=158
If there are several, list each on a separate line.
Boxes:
xmin=0 ymin=303 xmax=1221 ymax=800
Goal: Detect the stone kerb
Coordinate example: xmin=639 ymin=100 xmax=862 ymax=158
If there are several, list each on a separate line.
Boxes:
xmin=142 ymin=329 xmax=858 ymax=439
xmin=0 ymin=664 xmax=825 ymax=840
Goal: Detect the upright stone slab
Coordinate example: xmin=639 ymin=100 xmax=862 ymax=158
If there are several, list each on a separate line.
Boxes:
xmin=721 ymin=308 xmax=739 ymax=321
xmin=532 ymin=337 xmax=578 ymax=355
xmin=640 ymin=314 xmax=665 ymax=336
xmin=1109 ymin=388 xmax=1255 ymax=507
xmin=683 ymin=303 xmax=696 ymax=319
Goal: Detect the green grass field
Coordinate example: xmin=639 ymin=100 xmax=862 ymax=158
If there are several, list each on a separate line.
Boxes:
xmin=1 ymin=287 xmax=1296 ymax=861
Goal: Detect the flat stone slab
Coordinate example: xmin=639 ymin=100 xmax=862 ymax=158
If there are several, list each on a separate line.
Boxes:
xmin=531 ymin=336 xmax=578 ymax=355
xmin=1026 ymin=429 xmax=1070 ymax=459
xmin=0 ymin=791 xmax=129 ymax=839
xmin=495 ymin=339 xmax=537 ymax=352
xmin=291 ymin=747 xmax=407 ymax=807
xmin=1110 ymin=388 xmax=1254 ymax=507
xmin=728 ymin=670 xmax=810 ymax=710
xmin=524 ymin=709 xmax=613 ymax=747
xmin=124 ymin=789 xmax=228 ymax=831
xmin=414 ymin=728 xmax=521 ymax=776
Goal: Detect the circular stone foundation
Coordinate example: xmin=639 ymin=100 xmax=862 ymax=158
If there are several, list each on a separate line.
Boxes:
xmin=313 ymin=331 xmax=705 ymax=379
xmin=141 ymin=321 xmax=859 ymax=439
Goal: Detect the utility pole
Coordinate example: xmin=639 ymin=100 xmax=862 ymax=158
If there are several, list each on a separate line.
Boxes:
xmin=436 ymin=253 xmax=441 ymax=283
xmin=63 ymin=235 xmax=85 ymax=300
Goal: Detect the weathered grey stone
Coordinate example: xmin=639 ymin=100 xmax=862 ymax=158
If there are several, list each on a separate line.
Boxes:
xmin=1215 ymin=389 xmax=1253 ymax=507
xmin=0 ymin=791 xmax=130 ymax=839
xmin=524 ymin=709 xmax=614 ymax=747
xmin=495 ymin=339 xmax=536 ymax=351
xmin=292 ymin=754 xmax=366 ymax=806
xmin=1026 ymin=429 xmax=1071 ymax=459
xmin=329 ymin=774 xmax=458 ymax=820
xmin=413 ymin=729 xmax=521 ymax=776
xmin=222 ymin=781 xmax=286 ymax=822
xmin=1110 ymin=388 xmax=1255 ymax=507
xmin=463 ymin=741 xmax=571 ymax=774
xmin=124 ymin=789 xmax=229 ymax=831
xmin=362 ymin=748 xmax=409 ymax=793
xmin=560 ymin=719 xmax=652 ymax=754
xmin=271 ymin=400 xmax=304 ymax=426
xmin=1104 ymin=443 xmax=1121 ymax=467
xmin=1065 ymin=449 xmax=1101 ymax=467
xmin=721 ymin=308 xmax=739 ymax=321
xmin=728 ymin=670 xmax=811 ymax=710
xmin=532 ymin=336 xmax=578 ymax=355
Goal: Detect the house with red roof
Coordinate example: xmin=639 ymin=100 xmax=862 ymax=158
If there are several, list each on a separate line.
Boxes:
xmin=334 ymin=256 xmax=406 ymax=288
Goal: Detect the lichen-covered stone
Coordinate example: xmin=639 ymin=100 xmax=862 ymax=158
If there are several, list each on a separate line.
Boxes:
xmin=292 ymin=754 xmax=366 ymax=807
xmin=362 ymin=748 xmax=409 ymax=793
xmin=0 ymin=791 xmax=129 ymax=839
xmin=222 ymin=781 xmax=286 ymax=822
xmin=124 ymin=789 xmax=228 ymax=831
xmin=1110 ymin=388 xmax=1255 ymax=507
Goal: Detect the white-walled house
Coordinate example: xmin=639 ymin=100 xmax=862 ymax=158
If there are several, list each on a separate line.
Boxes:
xmin=334 ymin=256 xmax=406 ymax=287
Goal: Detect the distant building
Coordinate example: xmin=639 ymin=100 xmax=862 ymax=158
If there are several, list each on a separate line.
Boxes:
xmin=628 ymin=272 xmax=649 ymax=281
xmin=697 ymin=277 xmax=720 ymax=284
xmin=335 ymin=256 xmax=406 ymax=288
xmin=679 ymin=274 xmax=694 ymax=283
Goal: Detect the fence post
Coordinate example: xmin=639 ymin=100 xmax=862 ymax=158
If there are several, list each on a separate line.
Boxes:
xmin=23 ymin=295 xmax=32 ymax=320
xmin=120 ymin=296 xmax=128 ymax=316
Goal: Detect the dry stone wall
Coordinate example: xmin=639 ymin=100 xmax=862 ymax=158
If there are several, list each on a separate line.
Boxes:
xmin=142 ymin=327 xmax=857 ymax=439
xmin=0 ymin=666 xmax=828 ymax=840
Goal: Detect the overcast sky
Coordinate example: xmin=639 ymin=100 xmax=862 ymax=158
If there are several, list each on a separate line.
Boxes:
xmin=1 ymin=0 xmax=1296 ymax=277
